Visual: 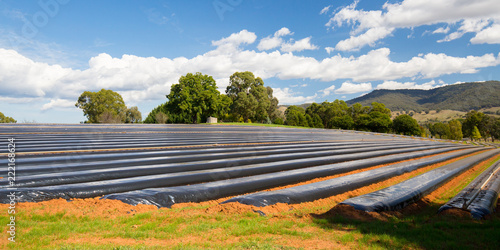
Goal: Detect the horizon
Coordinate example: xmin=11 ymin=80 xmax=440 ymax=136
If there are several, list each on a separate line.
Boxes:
xmin=1 ymin=0 xmax=500 ymax=123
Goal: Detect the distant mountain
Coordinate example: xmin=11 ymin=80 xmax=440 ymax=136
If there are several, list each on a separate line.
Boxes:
xmin=346 ymin=81 xmax=500 ymax=112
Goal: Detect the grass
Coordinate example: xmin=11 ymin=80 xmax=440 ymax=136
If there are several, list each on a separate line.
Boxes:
xmin=208 ymin=122 xmax=312 ymax=129
xmin=2 ymin=198 xmax=499 ymax=249
xmin=314 ymin=204 xmax=500 ymax=249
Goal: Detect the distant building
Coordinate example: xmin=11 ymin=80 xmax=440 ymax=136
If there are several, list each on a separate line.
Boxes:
xmin=207 ymin=117 xmax=217 ymax=124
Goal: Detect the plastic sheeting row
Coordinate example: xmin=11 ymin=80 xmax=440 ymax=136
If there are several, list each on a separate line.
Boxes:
xmin=104 ymin=146 xmax=472 ymax=207
xmin=223 ymin=147 xmax=483 ymax=207
xmin=340 ymin=149 xmax=500 ymax=212
xmin=439 ymin=159 xmax=500 ymax=219
xmin=0 ymin=144 xmax=459 ymax=203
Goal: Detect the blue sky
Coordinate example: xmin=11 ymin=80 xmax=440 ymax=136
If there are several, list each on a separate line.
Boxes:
xmin=1 ymin=0 xmax=499 ymax=123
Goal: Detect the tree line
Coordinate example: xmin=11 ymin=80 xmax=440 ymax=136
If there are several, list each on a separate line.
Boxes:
xmin=283 ymin=101 xmax=424 ymax=136
xmin=426 ymin=110 xmax=500 ymax=141
xmin=71 ymin=71 xmax=500 ymax=142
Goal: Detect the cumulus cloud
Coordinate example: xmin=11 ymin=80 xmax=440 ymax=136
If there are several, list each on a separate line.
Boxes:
xmin=212 ymin=29 xmax=257 ymax=53
xmin=257 ymin=27 xmax=292 ymax=51
xmin=375 ymin=79 xmax=447 ymax=90
xmin=334 ymin=82 xmax=372 ymax=94
xmin=272 ymin=87 xmax=318 ymax=104
xmin=325 ymin=0 xmax=500 ymax=51
xmin=281 ymin=37 xmax=319 ymax=53
xmin=439 ymin=18 xmax=491 ymax=42
xmin=319 ymin=85 xmax=336 ymax=97
xmin=1 ymin=30 xmax=499 ymax=111
xmin=258 ymin=28 xmax=317 ymax=53
xmin=471 ymin=24 xmax=500 ymax=44
xmin=433 ymin=26 xmax=450 ymax=34
xmin=41 ymin=99 xmax=75 ymax=111
xmin=325 ymin=47 xmax=335 ymax=54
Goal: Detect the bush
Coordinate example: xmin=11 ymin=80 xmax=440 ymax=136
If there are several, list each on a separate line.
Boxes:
xmin=273 ymin=118 xmax=284 ymax=125
xmin=393 ymin=114 xmax=421 ymax=136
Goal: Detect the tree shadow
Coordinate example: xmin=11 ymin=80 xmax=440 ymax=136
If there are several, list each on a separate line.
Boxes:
xmin=310 ymin=201 xmax=500 ymax=249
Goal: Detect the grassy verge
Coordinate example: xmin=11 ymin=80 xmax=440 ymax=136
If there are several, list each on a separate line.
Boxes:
xmin=1 ymin=200 xmax=498 ymax=249
xmin=208 ymin=122 xmax=312 ymax=129
xmin=315 ymin=204 xmax=500 ymax=249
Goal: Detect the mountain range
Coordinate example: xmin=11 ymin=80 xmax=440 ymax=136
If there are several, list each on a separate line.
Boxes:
xmin=346 ymin=81 xmax=500 ymax=112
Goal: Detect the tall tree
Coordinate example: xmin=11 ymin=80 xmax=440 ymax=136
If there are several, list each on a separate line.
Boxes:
xmin=125 ymin=106 xmax=142 ymax=123
xmin=448 ymin=120 xmax=463 ymax=140
xmin=429 ymin=122 xmax=451 ymax=139
xmin=471 ymin=126 xmax=482 ymax=141
xmin=226 ymin=71 xmax=278 ymax=122
xmin=166 ymin=72 xmax=231 ymax=124
xmin=284 ymin=106 xmax=308 ymax=127
xmin=490 ymin=118 xmax=500 ymax=142
xmin=75 ymin=89 xmax=127 ymax=123
xmin=0 ymin=112 xmax=16 ymax=123
xmin=462 ymin=111 xmax=486 ymax=138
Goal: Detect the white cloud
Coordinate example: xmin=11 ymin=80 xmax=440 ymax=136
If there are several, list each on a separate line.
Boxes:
xmin=375 ymin=79 xmax=447 ymax=90
xmin=320 ymin=5 xmax=332 ymax=15
xmin=471 ymin=24 xmax=500 ymax=44
xmin=281 ymin=37 xmax=319 ymax=53
xmin=258 ymin=37 xmax=283 ymax=51
xmin=439 ymin=18 xmax=491 ymax=42
xmin=325 ymin=47 xmax=335 ymax=54
xmin=272 ymin=87 xmax=317 ymax=104
xmin=433 ymin=26 xmax=450 ymax=34
xmin=319 ymin=85 xmax=336 ymax=97
xmin=327 ymin=0 xmax=500 ymax=51
xmin=1 ymin=30 xmax=499 ymax=111
xmin=334 ymin=82 xmax=372 ymax=94
xmin=257 ymin=27 xmax=292 ymax=51
xmin=275 ymin=27 xmax=292 ymax=37
xmin=335 ymin=27 xmax=394 ymax=51
xmin=41 ymin=99 xmax=75 ymax=111
xmin=212 ymin=29 xmax=257 ymax=48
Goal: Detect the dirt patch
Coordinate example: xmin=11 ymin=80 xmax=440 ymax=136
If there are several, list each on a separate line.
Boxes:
xmin=0 ymin=197 xmax=160 ymax=219
xmin=317 ymin=204 xmax=389 ymax=222
xmin=439 ymin=208 xmax=472 ymax=218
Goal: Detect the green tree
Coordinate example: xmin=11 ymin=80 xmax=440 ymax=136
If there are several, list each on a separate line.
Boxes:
xmin=311 ymin=114 xmax=324 ymax=128
xmin=429 ymin=122 xmax=451 ymax=139
xmin=330 ymin=115 xmax=354 ymax=130
xmin=490 ymin=118 xmax=500 ymax=142
xmin=367 ymin=111 xmax=393 ymax=133
xmin=471 ymin=126 xmax=482 ymax=141
xmin=75 ymin=89 xmax=127 ymax=123
xmin=462 ymin=111 xmax=485 ymax=138
xmin=155 ymin=112 xmax=168 ymax=124
xmin=125 ymin=106 xmax=142 ymax=123
xmin=166 ymin=72 xmax=231 ymax=124
xmin=226 ymin=71 xmax=278 ymax=122
xmin=143 ymin=104 xmax=167 ymax=124
xmin=0 ymin=112 xmax=16 ymax=123
xmin=448 ymin=120 xmax=463 ymax=140
xmin=393 ymin=114 xmax=421 ymax=136
xmin=98 ymin=111 xmax=123 ymax=124
xmin=284 ymin=106 xmax=307 ymax=127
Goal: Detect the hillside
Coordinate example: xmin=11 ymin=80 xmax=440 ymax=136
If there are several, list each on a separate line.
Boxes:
xmin=347 ymin=81 xmax=500 ymax=112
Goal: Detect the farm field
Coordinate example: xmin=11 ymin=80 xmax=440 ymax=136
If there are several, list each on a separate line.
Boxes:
xmin=1 ymin=124 xmax=499 ymax=249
